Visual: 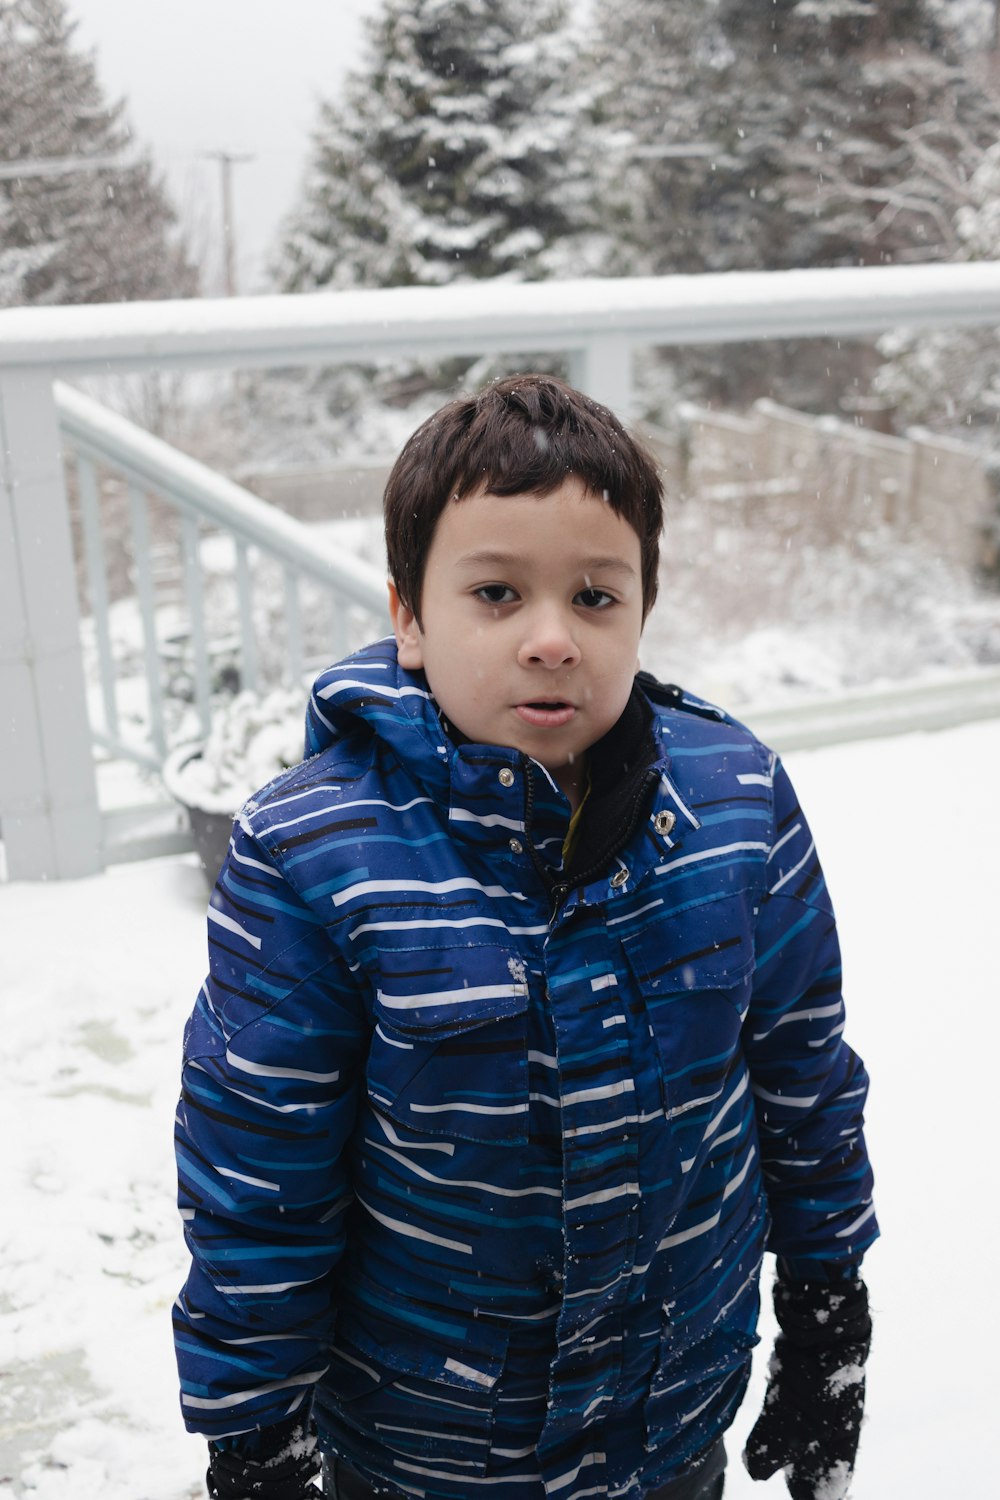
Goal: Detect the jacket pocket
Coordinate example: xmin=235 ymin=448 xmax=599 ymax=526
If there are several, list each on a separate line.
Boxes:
xmin=623 ymin=891 xmax=756 ymax=1005
xmin=623 ymin=893 xmax=754 ymax=1093
xmin=367 ymin=944 xmax=531 ymax=1144
xmin=320 ymin=1303 xmax=508 ymax=1474
xmin=644 ymin=1250 xmax=761 ymax=1462
xmin=623 ymin=893 xmax=757 ymax=1175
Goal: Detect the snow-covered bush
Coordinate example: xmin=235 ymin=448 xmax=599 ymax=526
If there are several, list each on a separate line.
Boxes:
xmin=163 ymin=685 xmax=309 ymax=816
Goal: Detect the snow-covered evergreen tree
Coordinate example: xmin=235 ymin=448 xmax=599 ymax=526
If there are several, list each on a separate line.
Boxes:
xmin=0 ymin=0 xmax=197 ymax=307
xmin=871 ymin=136 xmax=1000 ymax=438
xmin=586 ymin=0 xmax=1000 ymax=279
xmin=775 ymin=1 xmax=1000 ymax=269
xmin=930 ymin=0 xmax=996 ymax=51
xmin=580 ymin=2 xmax=709 ymax=275
xmin=581 ymin=0 xmax=1000 ymax=411
xmin=277 ymin=0 xmax=593 ymax=291
xmin=852 ymin=1 xmax=1000 ymax=447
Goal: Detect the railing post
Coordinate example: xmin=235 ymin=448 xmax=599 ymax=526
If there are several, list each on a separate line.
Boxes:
xmin=567 ymin=336 xmax=634 ymax=419
xmin=0 ymin=368 xmax=103 ymax=879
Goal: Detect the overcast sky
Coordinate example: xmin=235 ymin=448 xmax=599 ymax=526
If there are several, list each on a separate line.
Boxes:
xmin=67 ymin=0 xmax=382 ymax=294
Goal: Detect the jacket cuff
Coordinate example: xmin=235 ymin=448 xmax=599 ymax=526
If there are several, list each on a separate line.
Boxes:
xmin=776 ymin=1255 xmax=862 ymax=1284
xmin=210 ymin=1411 xmax=313 ymax=1459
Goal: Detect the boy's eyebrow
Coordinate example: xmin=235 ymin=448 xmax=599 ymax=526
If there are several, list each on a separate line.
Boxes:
xmin=455 ymin=549 xmax=637 ymax=577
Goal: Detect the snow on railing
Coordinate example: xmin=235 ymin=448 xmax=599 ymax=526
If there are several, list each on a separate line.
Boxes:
xmin=57 ymin=383 xmax=388 ymax=777
xmin=8 ymin=262 xmax=1000 ymax=389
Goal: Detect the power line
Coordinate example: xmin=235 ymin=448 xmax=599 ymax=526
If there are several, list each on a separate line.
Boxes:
xmin=0 ymin=154 xmax=124 ymax=181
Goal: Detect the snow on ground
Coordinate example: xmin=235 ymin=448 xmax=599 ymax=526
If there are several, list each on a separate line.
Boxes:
xmin=1 ymin=717 xmax=997 ymax=1499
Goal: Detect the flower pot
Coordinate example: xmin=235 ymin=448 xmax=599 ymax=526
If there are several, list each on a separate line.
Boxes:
xmin=161 ymin=744 xmax=237 ymax=888
xmin=160 ymin=688 xmax=307 ymax=889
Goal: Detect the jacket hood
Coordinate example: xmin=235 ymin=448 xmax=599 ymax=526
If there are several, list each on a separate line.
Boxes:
xmin=305 ymin=636 xmax=520 ymax=809
xmin=304 ymin=639 xmax=741 ymax=773
xmin=306 ymin=636 xmax=439 ymax=759
xmin=304 ymin=637 xmax=665 ymax=802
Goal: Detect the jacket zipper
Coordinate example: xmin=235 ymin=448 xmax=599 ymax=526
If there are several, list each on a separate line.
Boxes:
xmin=522 ymin=763 xmax=661 ymax=919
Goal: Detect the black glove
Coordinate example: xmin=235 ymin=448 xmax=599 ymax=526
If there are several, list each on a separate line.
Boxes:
xmin=743 ymin=1270 xmax=872 ymax=1500
xmin=206 ymin=1415 xmax=321 ymax=1500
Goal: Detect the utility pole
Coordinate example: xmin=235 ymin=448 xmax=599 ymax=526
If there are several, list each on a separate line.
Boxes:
xmin=203 ymin=150 xmax=254 ymax=295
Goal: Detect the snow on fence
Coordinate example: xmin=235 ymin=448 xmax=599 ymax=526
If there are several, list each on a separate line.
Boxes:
xmin=6 ymin=261 xmax=1000 ymax=881
xmin=670 ymin=399 xmax=998 ymax=572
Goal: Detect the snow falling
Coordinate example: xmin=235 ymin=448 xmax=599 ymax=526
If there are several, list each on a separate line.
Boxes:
xmin=4 ymin=2 xmax=1000 ymax=1495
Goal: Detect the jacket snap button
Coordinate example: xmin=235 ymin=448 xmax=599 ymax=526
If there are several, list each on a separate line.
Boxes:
xmin=509 ymin=838 xmax=523 ymax=854
xmin=654 ymin=810 xmax=677 ymax=836
xmin=498 ymin=768 xmax=515 ymax=788
xmin=610 ymin=868 xmax=629 ymax=889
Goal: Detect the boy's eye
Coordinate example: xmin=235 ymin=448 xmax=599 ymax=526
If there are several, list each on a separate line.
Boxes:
xmin=474 ymin=583 xmax=517 ymax=605
xmin=575 ymin=587 xmax=615 ymax=609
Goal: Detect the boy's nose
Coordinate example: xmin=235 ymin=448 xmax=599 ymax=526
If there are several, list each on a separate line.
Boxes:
xmin=517 ymin=609 xmax=582 ymax=670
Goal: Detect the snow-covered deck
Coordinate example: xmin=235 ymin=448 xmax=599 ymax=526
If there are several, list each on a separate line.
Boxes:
xmin=1 ymin=718 xmax=996 ymax=1499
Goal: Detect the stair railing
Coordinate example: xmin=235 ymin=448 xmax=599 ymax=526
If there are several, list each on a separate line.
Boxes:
xmin=56 ymin=382 xmax=389 ymax=777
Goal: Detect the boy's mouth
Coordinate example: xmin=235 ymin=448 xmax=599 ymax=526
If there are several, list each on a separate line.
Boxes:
xmin=515 ymin=701 xmax=576 ymax=728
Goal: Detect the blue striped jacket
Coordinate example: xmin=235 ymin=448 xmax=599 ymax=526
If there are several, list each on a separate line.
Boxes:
xmin=174 ymin=638 xmax=877 ymax=1500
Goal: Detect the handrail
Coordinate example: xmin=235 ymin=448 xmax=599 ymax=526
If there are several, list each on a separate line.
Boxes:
xmin=748 ymin=666 xmax=1000 ymax=753
xmin=3 ymin=262 xmax=1000 ymax=380
xmin=55 ymin=383 xmax=388 ymax=613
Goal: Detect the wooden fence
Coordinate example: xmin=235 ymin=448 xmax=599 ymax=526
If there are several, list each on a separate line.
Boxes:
xmin=655 ymin=399 xmax=998 ymax=573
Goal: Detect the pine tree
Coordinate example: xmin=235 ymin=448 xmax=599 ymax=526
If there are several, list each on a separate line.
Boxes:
xmin=277 ymin=0 xmax=593 ymax=292
xmin=935 ymin=0 xmax=995 ymax=51
xmin=582 ymin=0 xmax=1000 ymax=410
xmin=0 ymin=0 xmax=197 ymax=307
xmin=587 ymin=0 xmax=1000 ymax=279
xmin=773 ymin=1 xmax=1000 ymax=269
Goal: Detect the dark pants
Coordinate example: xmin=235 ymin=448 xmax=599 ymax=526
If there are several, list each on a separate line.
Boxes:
xmin=322 ymin=1438 xmax=726 ymax=1498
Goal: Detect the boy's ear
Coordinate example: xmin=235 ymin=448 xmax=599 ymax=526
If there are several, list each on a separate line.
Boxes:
xmin=387 ymin=579 xmax=424 ymax=669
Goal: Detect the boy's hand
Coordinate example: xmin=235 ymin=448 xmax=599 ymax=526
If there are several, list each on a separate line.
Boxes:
xmin=206 ymin=1415 xmax=320 ymax=1499
xmin=743 ymin=1272 xmax=871 ymax=1500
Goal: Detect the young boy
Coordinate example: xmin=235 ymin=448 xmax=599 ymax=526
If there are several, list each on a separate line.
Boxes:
xmin=174 ymin=375 xmax=877 ymax=1500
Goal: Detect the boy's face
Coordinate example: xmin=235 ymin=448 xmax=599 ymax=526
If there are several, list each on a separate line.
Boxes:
xmin=389 ymin=477 xmax=645 ymax=808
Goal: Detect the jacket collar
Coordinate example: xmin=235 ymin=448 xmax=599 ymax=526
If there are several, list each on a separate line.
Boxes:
xmin=305 ymin=640 xmax=699 ymax=878
xmin=550 ymin=682 xmax=659 ymax=889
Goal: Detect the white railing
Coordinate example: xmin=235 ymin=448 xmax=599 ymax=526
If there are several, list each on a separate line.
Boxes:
xmin=57 ymin=383 xmax=387 ymax=770
xmin=5 ymin=261 xmax=1000 ymax=880
xmin=749 ymin=666 xmax=1000 ymax=751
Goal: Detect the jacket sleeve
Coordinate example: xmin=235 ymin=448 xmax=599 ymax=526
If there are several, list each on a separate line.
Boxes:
xmin=173 ymin=811 xmax=367 ymax=1440
xmin=744 ymin=754 xmax=878 ymax=1270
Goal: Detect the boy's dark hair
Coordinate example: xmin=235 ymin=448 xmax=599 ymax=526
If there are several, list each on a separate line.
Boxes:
xmin=383 ymin=374 xmax=664 ymax=621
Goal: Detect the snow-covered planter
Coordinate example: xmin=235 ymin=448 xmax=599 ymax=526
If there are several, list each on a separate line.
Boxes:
xmin=161 ymin=686 xmax=308 ymax=884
